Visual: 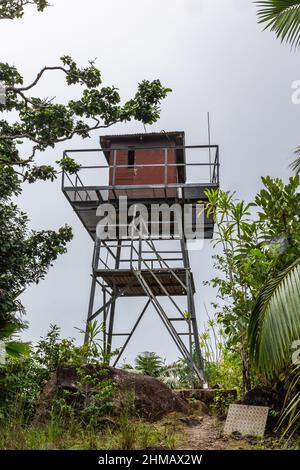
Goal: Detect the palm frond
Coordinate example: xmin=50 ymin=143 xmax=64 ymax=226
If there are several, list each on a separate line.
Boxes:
xmin=5 ymin=341 xmax=30 ymax=358
xmin=289 ymin=147 xmax=300 ymax=174
xmin=256 ymin=1 xmax=300 ymax=49
xmin=277 ymin=365 xmax=300 ymax=438
xmin=249 ymin=258 xmax=300 ymax=377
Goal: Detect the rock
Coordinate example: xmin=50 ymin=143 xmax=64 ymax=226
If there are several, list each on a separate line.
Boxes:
xmin=175 ymin=388 xmax=237 ymax=404
xmin=34 ymin=364 xmax=189 ymax=424
xmin=194 ymin=400 xmax=211 ymax=416
xmin=241 ymin=384 xmax=284 ymax=409
xmin=240 ymin=384 xmax=285 ymax=431
xmin=231 ymin=431 xmax=242 ymax=440
xmin=180 ymin=415 xmax=203 ymax=427
xmin=212 ymin=384 xmax=223 ymax=390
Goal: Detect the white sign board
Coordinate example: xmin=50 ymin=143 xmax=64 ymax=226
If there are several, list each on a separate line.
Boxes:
xmin=224 ymin=404 xmax=269 ymax=436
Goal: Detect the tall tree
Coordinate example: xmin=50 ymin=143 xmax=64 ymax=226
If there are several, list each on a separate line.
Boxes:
xmin=249 ymin=258 xmax=300 ymax=377
xmin=256 ymin=2 xmax=300 ymax=173
xmin=135 ymin=352 xmax=164 ymax=377
xmin=205 ymin=176 xmax=300 ymax=395
xmin=0 ymin=0 xmax=49 ymax=20
xmin=0 ymin=3 xmax=171 ymax=349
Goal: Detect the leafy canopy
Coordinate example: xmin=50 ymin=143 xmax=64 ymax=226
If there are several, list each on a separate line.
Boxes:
xmin=135 ymin=352 xmax=164 ymax=377
xmin=0 ymin=10 xmax=171 ymax=345
xmin=205 ymin=175 xmax=300 ymax=392
xmin=0 ymin=56 xmax=171 ymax=182
xmin=0 ymin=0 xmax=49 ymax=20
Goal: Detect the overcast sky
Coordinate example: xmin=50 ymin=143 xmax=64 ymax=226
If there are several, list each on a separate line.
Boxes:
xmin=2 ymin=0 xmax=299 ymax=364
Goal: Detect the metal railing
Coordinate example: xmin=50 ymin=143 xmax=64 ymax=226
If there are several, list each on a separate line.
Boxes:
xmin=62 ymin=144 xmax=219 ymax=202
xmin=92 ymin=239 xmax=186 ymax=272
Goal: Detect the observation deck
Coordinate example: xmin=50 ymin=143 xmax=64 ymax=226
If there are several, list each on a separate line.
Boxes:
xmin=62 ymin=135 xmax=219 ymax=240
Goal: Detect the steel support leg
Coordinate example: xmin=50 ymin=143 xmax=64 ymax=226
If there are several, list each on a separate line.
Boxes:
xmin=181 ymin=238 xmax=205 ymax=382
xmin=106 ymin=240 xmax=122 ymax=356
xmin=84 ymin=275 xmax=97 ymax=344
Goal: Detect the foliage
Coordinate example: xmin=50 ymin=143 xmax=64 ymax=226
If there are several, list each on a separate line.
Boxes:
xmin=248 ymin=258 xmax=300 ymax=438
xmin=0 ymin=0 xmax=49 ymax=20
xmin=210 ymin=390 xmax=236 ymax=416
xmin=0 ymin=325 xmax=181 ymax=449
xmin=249 ymin=258 xmax=300 ymax=377
xmin=0 ymin=56 xmax=171 ymax=182
xmin=0 ymin=415 xmax=180 ymax=450
xmin=0 ymin=166 xmax=72 ymax=343
xmin=0 ymin=3 xmax=171 ymax=343
xmin=134 ymin=351 xmax=164 ymax=377
xmin=204 ymin=349 xmax=243 ymax=393
xmin=197 ymin=317 xmax=243 ymax=391
xmin=290 ymin=146 xmax=300 ymax=175
xmin=204 ymin=176 xmax=300 ymax=395
xmin=0 ymin=0 xmax=171 ymax=343
xmin=159 ymin=358 xmax=197 ymax=389
xmin=256 ymin=1 xmax=300 ymax=49
xmin=256 ymin=3 xmax=300 ymax=178
xmin=0 ymin=319 xmax=30 ymax=360
xmin=277 ymin=365 xmax=300 ymax=439
xmin=0 ymin=323 xmax=115 ymax=425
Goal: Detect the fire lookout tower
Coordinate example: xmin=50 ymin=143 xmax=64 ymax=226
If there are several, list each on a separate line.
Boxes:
xmin=62 ymin=131 xmax=219 ymax=382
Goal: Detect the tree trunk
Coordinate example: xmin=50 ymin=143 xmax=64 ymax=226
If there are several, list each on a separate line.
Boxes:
xmin=241 ymin=347 xmax=252 ymax=399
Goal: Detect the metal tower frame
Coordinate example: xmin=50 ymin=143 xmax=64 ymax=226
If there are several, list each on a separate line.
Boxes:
xmin=61 ymin=140 xmax=220 ymax=385
xmin=85 ymin=235 xmax=205 ymax=382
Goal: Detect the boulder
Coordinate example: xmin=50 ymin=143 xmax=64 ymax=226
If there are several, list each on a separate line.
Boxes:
xmin=239 ymin=384 xmax=285 ymax=431
xmin=175 ymin=388 xmax=237 ymax=404
xmin=179 ymin=415 xmax=203 ymax=427
xmin=34 ymin=364 xmax=189 ymax=424
xmin=240 ymin=384 xmax=284 ymax=409
xmin=193 ymin=400 xmax=211 ymax=416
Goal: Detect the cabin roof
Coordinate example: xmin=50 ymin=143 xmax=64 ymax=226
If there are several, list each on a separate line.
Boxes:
xmin=100 ymin=131 xmax=185 ymax=149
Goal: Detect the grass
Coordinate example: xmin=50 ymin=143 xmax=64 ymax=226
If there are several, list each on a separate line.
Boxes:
xmin=0 ymin=414 xmax=182 ymax=450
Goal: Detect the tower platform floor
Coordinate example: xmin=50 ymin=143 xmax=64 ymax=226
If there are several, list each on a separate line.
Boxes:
xmin=95 ymin=268 xmax=195 ymax=297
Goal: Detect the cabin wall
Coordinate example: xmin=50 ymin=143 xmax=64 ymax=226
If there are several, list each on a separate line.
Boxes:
xmin=107 ymin=137 xmax=180 ymax=199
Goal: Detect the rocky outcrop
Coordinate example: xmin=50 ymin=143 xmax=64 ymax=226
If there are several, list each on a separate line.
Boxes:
xmin=175 ymin=388 xmax=237 ymax=404
xmin=34 ymin=365 xmax=189 ymax=424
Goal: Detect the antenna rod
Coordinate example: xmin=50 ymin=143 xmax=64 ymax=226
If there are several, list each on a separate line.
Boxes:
xmin=207 ymin=112 xmax=212 ymax=181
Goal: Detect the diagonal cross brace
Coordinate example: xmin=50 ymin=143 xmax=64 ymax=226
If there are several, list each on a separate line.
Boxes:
xmin=133 ymin=269 xmax=204 ymax=382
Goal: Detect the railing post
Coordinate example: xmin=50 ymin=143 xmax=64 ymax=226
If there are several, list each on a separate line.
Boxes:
xmin=113 ymin=149 xmax=117 ymax=186
xmin=164 ymin=147 xmax=168 ymax=186
xmin=74 ymin=174 xmax=78 ymax=202
xmin=92 ymin=238 xmax=101 ymax=270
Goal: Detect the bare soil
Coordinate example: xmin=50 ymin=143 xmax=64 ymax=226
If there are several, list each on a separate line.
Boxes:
xmin=178 ymin=415 xmax=267 ymax=450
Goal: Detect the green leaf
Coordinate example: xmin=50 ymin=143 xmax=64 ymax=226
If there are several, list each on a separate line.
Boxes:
xmin=5 ymin=341 xmax=30 ymax=358
xmin=249 ymin=258 xmax=300 ymax=377
xmin=256 ymin=1 xmax=300 ymax=49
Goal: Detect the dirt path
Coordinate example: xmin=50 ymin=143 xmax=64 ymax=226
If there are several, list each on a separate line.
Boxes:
xmin=178 ymin=416 xmax=254 ymax=450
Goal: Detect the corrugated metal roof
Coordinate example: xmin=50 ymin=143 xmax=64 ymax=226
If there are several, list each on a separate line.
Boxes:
xmin=100 ymin=131 xmax=184 ymax=139
xmin=100 ymin=131 xmax=185 ymax=147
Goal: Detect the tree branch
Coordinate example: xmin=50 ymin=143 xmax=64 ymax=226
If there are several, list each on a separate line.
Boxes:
xmin=7 ymin=66 xmax=69 ymax=92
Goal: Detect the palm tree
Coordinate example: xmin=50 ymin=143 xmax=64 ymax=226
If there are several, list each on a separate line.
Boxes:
xmin=256 ymin=1 xmax=300 ymax=49
xmin=135 ymin=352 xmax=164 ymax=377
xmin=249 ymin=258 xmax=300 ymax=375
xmin=248 ymin=258 xmax=300 ymax=435
xmin=256 ymin=3 xmax=300 ymax=172
xmin=0 ymin=318 xmax=29 ymax=360
xmin=290 ymin=147 xmax=300 ymax=174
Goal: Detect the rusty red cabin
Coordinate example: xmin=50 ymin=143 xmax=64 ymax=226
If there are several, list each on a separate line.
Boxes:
xmin=100 ymin=131 xmax=186 ymax=200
